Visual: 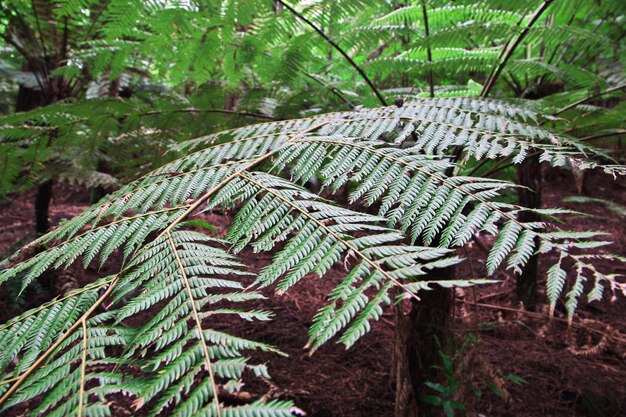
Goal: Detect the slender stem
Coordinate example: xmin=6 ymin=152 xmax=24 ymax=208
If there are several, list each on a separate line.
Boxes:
xmin=579 ymin=130 xmax=626 ymax=142
xmin=481 ymin=1 xmax=554 ymax=97
xmin=78 ymin=320 xmax=88 ymax=417
xmin=461 ymin=301 xmax=626 ymax=343
xmin=276 ymin=0 xmax=388 ymax=106
xmin=303 ymin=72 xmax=355 ymax=109
xmin=420 ymin=0 xmax=434 ymax=98
xmin=142 ymin=108 xmax=275 ymax=120
xmin=167 ymin=232 xmax=221 ymax=417
xmin=30 ymin=0 xmax=49 ymax=79
xmin=61 ymin=17 xmax=69 ymax=62
xmin=481 ymin=157 xmax=517 ymax=178
xmin=468 ymin=156 xmax=505 ymax=177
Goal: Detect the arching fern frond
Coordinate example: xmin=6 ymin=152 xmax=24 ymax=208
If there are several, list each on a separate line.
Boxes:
xmin=0 ymin=232 xmax=295 ymax=417
xmin=0 ymin=99 xmax=622 ymax=415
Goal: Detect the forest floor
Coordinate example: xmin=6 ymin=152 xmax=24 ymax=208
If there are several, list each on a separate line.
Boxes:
xmin=1 ymin=166 xmax=625 ymax=417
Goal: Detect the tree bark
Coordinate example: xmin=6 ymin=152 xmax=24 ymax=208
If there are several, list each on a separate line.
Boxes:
xmin=35 ymin=179 xmax=53 ymax=235
xmin=515 ymin=154 xmax=541 ymax=310
xmin=15 ymin=84 xmax=52 ymax=236
xmin=394 ymin=269 xmax=453 ymax=417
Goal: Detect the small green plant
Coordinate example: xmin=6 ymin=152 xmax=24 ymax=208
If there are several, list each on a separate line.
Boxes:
xmin=422 ymin=334 xmax=529 ymax=416
xmin=421 ymin=349 xmax=466 ymax=417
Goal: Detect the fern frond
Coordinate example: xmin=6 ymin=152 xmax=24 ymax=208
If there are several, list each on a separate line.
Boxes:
xmin=210 ymin=171 xmax=460 ymax=346
xmin=0 ymin=232 xmax=293 ymax=416
xmin=0 ymin=98 xmax=622 ymax=415
xmin=373 ymin=4 xmax=524 ymax=27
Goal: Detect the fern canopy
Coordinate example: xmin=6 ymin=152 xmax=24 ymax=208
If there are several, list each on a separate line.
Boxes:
xmin=0 ymin=97 xmax=622 ymax=415
xmin=0 ymin=0 xmax=624 ymax=415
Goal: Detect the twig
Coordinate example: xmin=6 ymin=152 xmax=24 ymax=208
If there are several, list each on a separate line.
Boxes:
xmin=141 ymin=108 xmax=275 ymax=120
xmin=481 ymin=1 xmax=554 ymax=97
xmin=579 ymin=130 xmax=626 ymax=142
xmin=553 ymin=83 xmax=626 ymax=116
xmin=277 ymin=0 xmax=388 ymax=106
xmin=460 ymin=300 xmax=626 ymax=344
xmin=420 ymin=0 xmax=434 ymax=98
xmin=303 ymin=72 xmax=355 ymax=109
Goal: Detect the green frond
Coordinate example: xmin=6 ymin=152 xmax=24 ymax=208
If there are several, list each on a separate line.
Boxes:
xmin=0 ymin=231 xmax=291 ymax=416
xmin=0 ymin=95 xmax=622 ymax=415
xmin=373 ymin=4 xmax=524 ymax=27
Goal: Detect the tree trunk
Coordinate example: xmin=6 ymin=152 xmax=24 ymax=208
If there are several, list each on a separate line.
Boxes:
xmin=15 ymin=75 xmax=70 ymax=235
xmin=394 ymin=269 xmax=453 ymax=417
xmin=515 ymin=155 xmax=541 ymax=310
xmin=35 ymin=179 xmax=53 ymax=235
xmin=15 ymin=85 xmax=52 ymax=235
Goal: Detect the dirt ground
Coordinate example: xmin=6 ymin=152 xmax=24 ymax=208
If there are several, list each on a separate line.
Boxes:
xmin=1 ymin=166 xmax=625 ymax=417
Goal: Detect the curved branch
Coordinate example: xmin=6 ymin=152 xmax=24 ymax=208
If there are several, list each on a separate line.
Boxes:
xmin=276 ymin=0 xmax=388 ymax=106
xmin=481 ymin=1 xmax=554 ymax=97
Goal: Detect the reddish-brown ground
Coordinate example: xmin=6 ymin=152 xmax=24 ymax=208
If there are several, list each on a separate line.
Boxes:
xmin=1 ymin=167 xmax=625 ymax=417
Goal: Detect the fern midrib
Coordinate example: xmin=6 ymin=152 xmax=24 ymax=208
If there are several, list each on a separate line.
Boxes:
xmin=239 ymin=172 xmax=420 ymax=299
xmin=166 ymin=231 xmax=221 ymax=417
xmin=77 ymin=320 xmax=88 ymax=417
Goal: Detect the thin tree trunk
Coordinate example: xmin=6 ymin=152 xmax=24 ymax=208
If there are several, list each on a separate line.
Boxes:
xmin=35 ymin=179 xmax=53 ymax=235
xmin=15 ymin=84 xmax=52 ymax=236
xmin=394 ymin=269 xmax=453 ymax=417
xmin=515 ymin=155 xmax=541 ymax=310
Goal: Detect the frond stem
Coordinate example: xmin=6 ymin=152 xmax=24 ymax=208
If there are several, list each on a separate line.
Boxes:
xmin=240 ymin=172 xmax=420 ymax=300
xmin=78 ymin=320 xmax=88 ymax=417
xmin=276 ymin=0 xmax=388 ymax=106
xmin=167 ymin=232 xmax=221 ymax=417
xmin=481 ymin=1 xmax=554 ymax=97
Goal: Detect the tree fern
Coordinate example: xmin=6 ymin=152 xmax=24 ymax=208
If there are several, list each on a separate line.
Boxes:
xmin=0 ymin=98 xmax=622 ymax=415
xmin=1 ymin=2 xmax=624 ymax=414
